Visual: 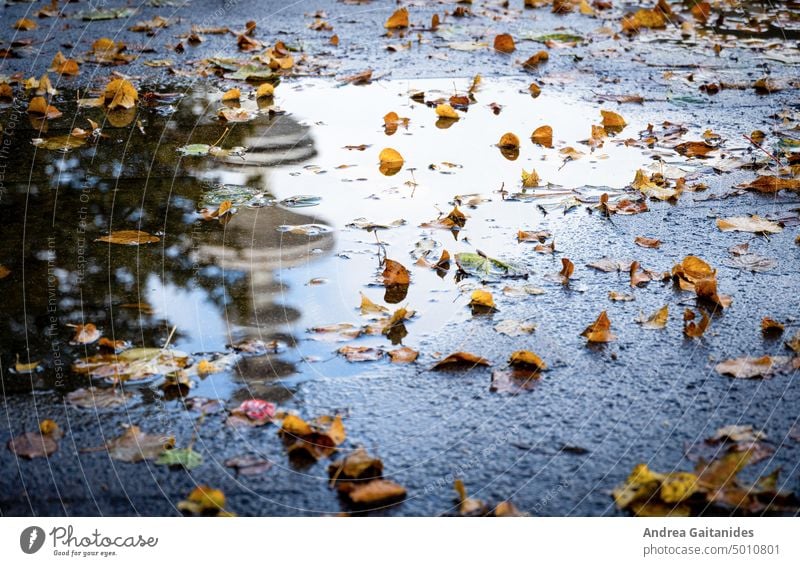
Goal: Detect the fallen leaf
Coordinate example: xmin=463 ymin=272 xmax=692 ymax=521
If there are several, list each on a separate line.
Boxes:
xmin=494 ymin=319 xmax=536 ymax=337
xmin=637 ymin=305 xmax=668 ymax=329
xmin=716 ymin=216 xmax=782 ymax=235
xmin=226 ymin=399 xmax=277 ymax=427
xmin=68 ymin=323 xmax=101 ymax=345
xmin=454 ymin=479 xmax=488 ymax=516
xmin=95 ymin=230 xmax=160 ymax=245
xmin=715 ymin=356 xmax=789 ymax=379
xmin=177 ymin=485 xmax=229 ymax=516
xmin=435 ymin=103 xmax=459 ymax=120
xmin=761 ymin=317 xmax=784 ymax=334
xmin=256 ymin=83 xmax=275 ymax=98
xmin=27 ymin=96 xmax=62 ymax=119
xmin=522 ymin=50 xmax=549 ymax=69
xmin=740 ymin=176 xmax=800 ymax=193
xmin=388 ymin=347 xmax=418 ymax=363
xmin=156 ymin=447 xmax=203 ymax=470
xmin=66 ymin=387 xmax=131 ymax=409
xmin=684 ymin=309 xmax=711 ymax=338
xmin=329 ymin=448 xmax=384 ymax=483
xmin=497 ymin=132 xmax=520 ymax=149
xmin=581 ymin=311 xmax=616 ymax=343
xmin=432 ymin=352 xmax=491 ymax=370
xmin=221 ymin=87 xmax=240 ymax=101
xmin=674 ymin=141 xmax=716 ymax=158
xmin=379 ymin=147 xmax=404 ymax=175
xmin=8 ymin=421 xmax=61 ymax=459
xmin=621 ymin=8 xmax=666 ymax=33
xmin=531 ymin=125 xmax=553 ymax=147
xmin=493 ymin=33 xmax=515 ymax=53
xmin=601 ymin=109 xmax=626 ymax=129
xmin=279 ymin=414 xmax=346 ymax=460
xmin=509 ymin=350 xmax=547 ymax=371
xmin=385 ymin=7 xmax=409 ymax=29
xmin=14 ymin=18 xmax=37 ymax=31
xmin=338 ymin=345 xmax=383 ymax=362
xmin=634 ymin=236 xmax=661 ymax=249
xmin=105 ymin=425 xmax=174 ymax=462
xmin=382 ymin=259 xmax=410 ymax=286
xmin=50 ymin=52 xmax=80 ymax=75
xmin=225 ymin=454 xmax=272 ymax=476
xmin=347 ymin=479 xmax=406 ymax=505
xmin=103 ymin=78 xmax=138 ymax=110
xmin=469 ymin=289 xmax=496 ymax=313
xmin=609 ymin=291 xmax=635 ymax=302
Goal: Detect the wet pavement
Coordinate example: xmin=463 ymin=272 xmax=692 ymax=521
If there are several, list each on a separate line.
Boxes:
xmin=1 ymin=1 xmax=800 ymax=516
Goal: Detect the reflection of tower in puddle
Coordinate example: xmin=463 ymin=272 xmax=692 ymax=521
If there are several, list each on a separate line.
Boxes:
xmin=194 ymin=114 xmax=333 ymax=400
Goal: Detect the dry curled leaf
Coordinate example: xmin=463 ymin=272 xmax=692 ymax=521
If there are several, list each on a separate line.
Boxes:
xmin=378 ymin=147 xmax=404 ymax=175
xmin=716 ymin=216 xmax=782 ymax=235
xmin=530 ymin=125 xmax=553 ymax=147
xmin=715 ymin=356 xmax=789 ymax=379
xmin=637 ymin=305 xmax=668 ymax=329
xmin=432 ymin=352 xmax=491 ymax=370
xmin=338 ymin=345 xmax=383 ymax=362
xmin=522 ymin=50 xmax=549 ymax=69
xmin=581 ymin=311 xmax=616 ymax=343
xmin=388 ymin=347 xmax=418 ymax=363
xmin=103 ymin=79 xmax=138 ymax=110
xmin=385 ymin=7 xmax=409 ymax=29
xmin=493 ymin=33 xmax=515 ymax=53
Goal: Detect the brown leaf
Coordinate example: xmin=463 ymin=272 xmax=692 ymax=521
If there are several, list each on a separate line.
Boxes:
xmin=601 ymin=109 xmax=626 ymax=129
xmin=716 ymin=216 xmax=782 ymax=235
xmin=522 ymin=50 xmax=549 ymax=69
xmin=740 ymin=176 xmax=800 ymax=193
xmin=27 ymin=96 xmax=62 ymax=119
xmin=329 ymin=448 xmax=384 ymax=482
xmin=715 ymin=356 xmax=789 ymax=379
xmin=497 ymin=132 xmax=520 ymax=149
xmin=509 ymin=350 xmax=547 ymax=371
xmin=96 ymin=230 xmax=160 ymax=245
xmin=637 ymin=305 xmax=668 ymax=329
xmin=683 ymin=309 xmax=710 ymax=338
xmin=634 ymin=236 xmax=661 ymax=249
xmin=581 ymin=311 xmax=616 ymax=343
xmin=347 ymin=479 xmax=406 ymax=504
xmin=105 ymin=425 xmax=174 ymax=462
xmin=378 ymin=147 xmax=404 ymax=175
xmin=69 ymin=323 xmax=101 ymax=345
xmin=338 ymin=345 xmax=383 ymax=362
xmin=674 ymin=141 xmax=716 ymax=158
xmin=432 ymin=352 xmax=491 ymax=370
xmin=382 ymin=259 xmax=410 ymax=286
xmin=103 ymin=79 xmax=138 ymax=110
xmin=388 ymin=347 xmax=418 ymax=363
xmin=493 ymin=33 xmax=515 ymax=53
xmin=530 ymin=125 xmax=553 ymax=147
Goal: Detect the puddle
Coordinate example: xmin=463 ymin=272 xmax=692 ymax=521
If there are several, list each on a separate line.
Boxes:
xmin=0 ymin=76 xmax=672 ymax=404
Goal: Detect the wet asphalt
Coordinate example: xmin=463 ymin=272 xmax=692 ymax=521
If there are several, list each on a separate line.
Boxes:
xmin=1 ymin=1 xmax=800 ymax=516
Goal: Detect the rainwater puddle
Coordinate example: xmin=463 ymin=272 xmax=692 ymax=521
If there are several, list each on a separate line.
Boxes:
xmin=0 ymin=76 xmax=678 ymax=405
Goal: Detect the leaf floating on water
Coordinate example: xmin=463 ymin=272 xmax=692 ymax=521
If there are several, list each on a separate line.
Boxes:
xmin=378 ymin=147 xmax=404 ymax=176
xmin=530 ymin=125 xmax=553 ymax=147
xmin=740 ymin=176 xmax=800 ymax=193
xmin=8 ymin=420 xmax=62 ymax=459
xmin=636 ymin=305 xmax=669 ymax=329
xmin=338 ymin=345 xmax=383 ymax=362
xmin=382 ymin=259 xmax=410 ymax=286
xmin=385 ymin=7 xmax=409 ymax=29
xmin=226 ymin=399 xmax=277 ymax=427
xmin=95 ymin=230 xmax=160 ymax=245
xmin=493 ymin=33 xmax=516 ymax=53
xmin=469 ymin=289 xmax=496 ymax=314
xmin=347 ymin=479 xmax=407 ymax=505
xmin=103 ymin=78 xmax=138 ymax=109
xmin=68 ymin=323 xmax=101 ymax=345
xmin=455 ymin=252 xmax=525 ymax=280
xmin=388 ymin=347 xmax=418 ymax=363
xmin=277 ymin=224 xmax=332 ymax=236
xmin=66 ymin=387 xmax=131 ymax=409
xmin=279 ymin=414 xmax=346 ymax=460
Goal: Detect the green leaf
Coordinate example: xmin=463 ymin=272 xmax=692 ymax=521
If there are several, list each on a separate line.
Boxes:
xmin=525 ymin=33 xmax=584 ymax=43
xmin=455 ymin=253 xmax=526 ymax=280
xmin=225 ymin=65 xmax=281 ymax=82
xmin=76 ymin=8 xmax=137 ymax=21
xmin=157 ymin=447 xmax=203 ymax=470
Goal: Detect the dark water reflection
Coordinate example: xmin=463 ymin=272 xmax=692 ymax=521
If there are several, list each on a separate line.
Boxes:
xmin=0 ymin=87 xmax=330 ymax=401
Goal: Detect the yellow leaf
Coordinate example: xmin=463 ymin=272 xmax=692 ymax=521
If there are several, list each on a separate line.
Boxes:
xmin=716 ymin=216 xmax=782 ymax=234
xmin=581 ymin=311 xmax=617 ymax=343
xmin=521 ymin=169 xmax=540 ymax=188
xmin=637 ymin=305 xmax=669 ymax=329
xmin=508 ymin=350 xmax=547 ymax=371
xmin=14 ymin=18 xmax=37 ymax=31
xmin=531 ymin=125 xmax=553 ymax=147
xmin=256 ymin=83 xmax=274 ymax=98
xmin=497 ymin=132 xmax=520 ymax=149
xmin=435 ymin=103 xmax=459 ymax=119
xmin=601 ymin=109 xmax=627 ymax=128
xmin=378 ymin=147 xmax=404 ymax=176
xmin=103 ymin=79 xmax=138 ymax=110
xmin=221 ymin=87 xmax=240 ymax=101
xmin=385 ymin=7 xmax=409 ymax=29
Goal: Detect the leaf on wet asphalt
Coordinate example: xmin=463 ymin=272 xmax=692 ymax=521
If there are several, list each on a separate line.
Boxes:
xmin=716 ymin=216 xmax=782 ymax=234
xmin=338 ymin=345 xmax=384 ymax=362
xmin=66 ymin=387 xmax=132 ymax=409
xmin=634 ymin=236 xmax=661 ymax=249
xmin=221 ymin=87 xmax=240 ymax=101
xmin=329 ymin=448 xmax=384 ymax=483
xmin=256 ymin=83 xmax=275 ymax=98
xmin=683 ymin=308 xmax=711 ymax=339
xmin=454 ymin=479 xmax=488 ymax=516
xmin=726 ymin=252 xmax=776 ymax=273
xmin=636 ymin=305 xmax=668 ymax=329
xmin=95 ymin=230 xmax=160 ymax=245
xmin=225 ymin=454 xmax=273 ymax=476
xmin=105 ymin=425 xmax=174 ymax=462
xmin=509 ymin=350 xmax=547 ymax=371
xmin=530 ymin=125 xmax=553 ymax=147
xmin=455 ymin=252 xmax=525 ymax=280
xmin=347 ymin=479 xmax=407 ymax=505
xmin=8 ymin=420 xmax=62 ymax=459
xmin=309 ymin=323 xmax=362 ymax=342
xmin=494 ymin=319 xmax=536 ymax=337
xmin=715 ymin=356 xmax=790 ymax=379
xmin=740 ymin=176 xmax=800 ymax=193
xmin=581 ymin=311 xmax=617 ymax=343
xmin=50 ymin=51 xmax=80 ymax=75
xmin=218 ymin=107 xmax=256 ymax=122
xmin=157 ymin=447 xmax=203 ymax=470
xmin=621 ymin=8 xmax=666 ymax=33
xmin=177 ymin=485 xmax=231 ymax=516
xmin=387 ymin=347 xmax=418 ymax=363
xmin=226 ymin=399 xmax=277 ymax=427
xmin=432 ymin=352 xmax=491 ymax=370
xmin=279 ymin=414 xmax=346 ymax=460
xmin=761 ymin=317 xmax=784 ymax=335
xmin=609 ymin=291 xmax=635 ymax=302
